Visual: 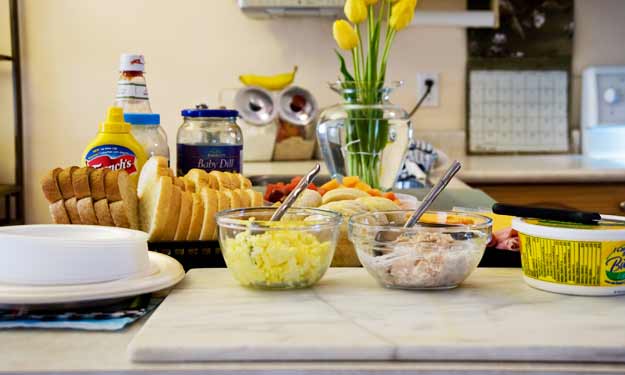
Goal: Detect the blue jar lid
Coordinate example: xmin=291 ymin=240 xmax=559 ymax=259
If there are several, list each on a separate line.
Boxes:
xmin=181 ymin=109 xmax=238 ymax=118
xmin=124 ymin=113 xmax=160 ymax=125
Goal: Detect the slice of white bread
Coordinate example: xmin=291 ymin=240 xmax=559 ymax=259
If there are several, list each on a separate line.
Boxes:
xmin=223 ymin=189 xmax=241 ymax=209
xmin=199 ymin=187 xmax=218 ymax=241
xmin=206 ymin=173 xmax=219 ymax=190
xmin=137 ymin=156 xmax=169 ymax=198
xmin=209 ymin=171 xmax=232 ymax=190
xmin=216 ymin=190 xmax=231 ymax=212
xmin=237 ymin=174 xmax=252 ymax=189
xmin=139 ymin=175 xmax=173 ymax=241
xmin=41 ymin=167 xmax=64 ymax=203
xmin=186 ymin=192 xmax=205 ymax=241
xmin=225 ymin=172 xmax=240 ymax=190
xmin=186 ymin=169 xmax=210 ymax=193
xmin=174 ymin=191 xmax=193 ymax=241
xmin=245 ymin=189 xmax=264 ymax=207
xmin=161 ymin=186 xmax=182 ymax=241
xmin=181 ymin=177 xmax=195 ymax=193
xmin=236 ymin=188 xmax=250 ymax=208
xmin=174 ymin=177 xmax=186 ymax=191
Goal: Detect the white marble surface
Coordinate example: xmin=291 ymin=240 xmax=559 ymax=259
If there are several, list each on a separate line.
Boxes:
xmin=129 ymin=268 xmax=625 ymax=364
xmin=3 ymin=268 xmax=625 ymax=374
xmin=456 ymin=155 xmax=625 ymax=184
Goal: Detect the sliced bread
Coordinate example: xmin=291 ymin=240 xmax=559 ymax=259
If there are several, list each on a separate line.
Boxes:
xmin=64 ymin=197 xmax=82 ymax=224
xmin=223 ymin=189 xmax=241 ymax=209
xmin=161 ymin=186 xmax=182 ymax=241
xmin=245 ymin=189 xmax=264 ymax=207
xmin=94 ymin=198 xmax=115 ymax=226
xmin=237 ymin=174 xmax=252 ymax=189
xmin=89 ymin=168 xmax=108 ymax=201
xmin=71 ymin=167 xmax=92 ymax=199
xmin=236 ymin=188 xmax=250 ymax=208
xmin=199 ymin=187 xmax=218 ymax=241
xmin=105 ymin=170 xmax=139 ymax=229
xmin=49 ymin=200 xmax=70 ymax=224
xmin=210 ymin=171 xmax=231 ymax=190
xmin=137 ymin=156 xmax=169 ymax=198
xmin=186 ymin=169 xmax=210 ymax=192
xmin=41 ymin=167 xmax=64 ymax=203
xmin=186 ymin=192 xmax=205 ymax=241
xmin=174 ymin=190 xmax=193 ymax=241
xmin=77 ymin=197 xmax=98 ymax=225
xmin=139 ymin=175 xmax=174 ymax=241
xmin=57 ymin=166 xmax=78 ymax=200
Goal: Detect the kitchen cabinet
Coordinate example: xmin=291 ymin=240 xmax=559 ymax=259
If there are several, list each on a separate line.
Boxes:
xmin=470 ymin=182 xmax=625 ymax=215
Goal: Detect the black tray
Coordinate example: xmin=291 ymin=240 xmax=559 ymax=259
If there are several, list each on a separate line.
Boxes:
xmin=149 ymin=241 xmax=521 ymax=270
xmin=148 ymin=241 xmax=225 ymax=270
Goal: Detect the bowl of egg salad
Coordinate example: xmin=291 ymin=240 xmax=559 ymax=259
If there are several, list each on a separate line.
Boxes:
xmin=216 ymin=207 xmax=342 ymax=289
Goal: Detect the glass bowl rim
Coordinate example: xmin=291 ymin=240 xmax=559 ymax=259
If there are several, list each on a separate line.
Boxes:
xmin=349 ymin=210 xmax=493 ymax=233
xmin=216 ymin=207 xmax=343 ymax=231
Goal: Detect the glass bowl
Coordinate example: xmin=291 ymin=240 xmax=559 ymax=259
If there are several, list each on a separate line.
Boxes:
xmin=216 ymin=207 xmax=342 ymax=289
xmin=349 ymin=210 xmax=492 ymax=290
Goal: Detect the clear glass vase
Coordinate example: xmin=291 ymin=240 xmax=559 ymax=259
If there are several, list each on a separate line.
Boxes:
xmin=317 ymin=81 xmax=412 ymax=190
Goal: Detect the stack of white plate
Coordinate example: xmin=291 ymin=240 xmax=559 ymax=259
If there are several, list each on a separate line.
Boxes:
xmin=0 ymin=225 xmax=184 ymax=307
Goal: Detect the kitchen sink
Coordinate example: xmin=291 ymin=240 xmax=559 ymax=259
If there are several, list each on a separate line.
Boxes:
xmin=247 ymin=175 xmax=332 ymax=186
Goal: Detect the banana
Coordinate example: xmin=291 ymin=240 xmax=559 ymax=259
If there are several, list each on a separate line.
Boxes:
xmin=239 ymin=66 xmax=298 ymax=91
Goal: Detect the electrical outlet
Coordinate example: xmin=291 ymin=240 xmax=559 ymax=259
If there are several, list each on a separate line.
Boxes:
xmin=416 ymin=72 xmax=440 ymax=107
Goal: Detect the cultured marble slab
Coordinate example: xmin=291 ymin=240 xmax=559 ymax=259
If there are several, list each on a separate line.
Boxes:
xmin=128 ymin=268 xmax=625 ymax=363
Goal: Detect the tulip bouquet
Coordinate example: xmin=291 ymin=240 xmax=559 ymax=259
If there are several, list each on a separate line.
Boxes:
xmin=330 ymin=0 xmax=417 ymax=189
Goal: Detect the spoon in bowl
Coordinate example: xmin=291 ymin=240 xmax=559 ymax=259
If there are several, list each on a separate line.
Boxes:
xmin=375 ymin=160 xmax=462 ymax=243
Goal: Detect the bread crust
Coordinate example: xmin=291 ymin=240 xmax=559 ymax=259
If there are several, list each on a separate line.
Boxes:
xmin=174 ymin=191 xmax=193 ymax=241
xmin=58 ymin=166 xmax=78 ymax=199
xmin=72 ymin=167 xmax=92 ymax=199
xmin=199 ymin=188 xmax=218 ymax=241
xmin=77 ymin=197 xmax=98 ymax=225
xmin=89 ymin=168 xmax=108 ymax=201
xmin=49 ymin=200 xmax=70 ymax=224
xmin=41 ymin=168 xmax=64 ymax=203
xmin=94 ymin=198 xmax=115 ymax=226
xmin=64 ymin=197 xmax=82 ymax=224
xmin=162 ymin=186 xmax=182 ymax=241
xmin=186 ymin=192 xmax=205 ymax=241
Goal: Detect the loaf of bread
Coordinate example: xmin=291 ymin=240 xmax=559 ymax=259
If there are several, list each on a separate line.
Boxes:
xmin=42 ymin=166 xmax=138 ymax=229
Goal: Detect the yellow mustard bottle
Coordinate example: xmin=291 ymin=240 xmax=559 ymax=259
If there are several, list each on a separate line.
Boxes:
xmin=82 ymin=106 xmax=147 ymax=180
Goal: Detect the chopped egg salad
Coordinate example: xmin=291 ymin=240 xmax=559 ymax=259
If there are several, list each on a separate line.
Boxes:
xmin=222 ymin=224 xmax=333 ymax=288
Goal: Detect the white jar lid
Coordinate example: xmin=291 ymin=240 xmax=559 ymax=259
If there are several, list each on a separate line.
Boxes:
xmin=120 ymin=53 xmax=145 ymax=72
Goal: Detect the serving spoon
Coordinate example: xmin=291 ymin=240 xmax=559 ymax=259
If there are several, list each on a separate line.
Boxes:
xmin=375 ymin=160 xmax=462 ymax=243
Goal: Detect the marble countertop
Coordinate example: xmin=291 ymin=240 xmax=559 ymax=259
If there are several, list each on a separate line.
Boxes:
xmin=456 ymin=155 xmax=625 ymax=184
xmin=3 ymin=268 xmax=625 ymax=374
xmin=244 ymin=155 xmax=625 ymax=186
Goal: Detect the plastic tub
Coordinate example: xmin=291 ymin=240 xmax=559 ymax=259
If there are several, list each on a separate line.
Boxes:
xmin=513 ymin=217 xmax=625 ymax=296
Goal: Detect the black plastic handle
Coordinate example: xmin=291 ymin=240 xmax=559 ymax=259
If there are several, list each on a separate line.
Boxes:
xmin=492 ymin=203 xmax=601 ymax=225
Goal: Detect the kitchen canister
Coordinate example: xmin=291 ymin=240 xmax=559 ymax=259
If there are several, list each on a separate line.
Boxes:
xmin=513 ymin=217 xmax=625 ymax=296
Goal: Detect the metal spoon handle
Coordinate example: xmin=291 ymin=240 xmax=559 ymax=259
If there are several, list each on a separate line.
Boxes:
xmin=270 ymin=163 xmax=321 ymax=221
xmin=404 ymin=160 xmax=462 ymax=228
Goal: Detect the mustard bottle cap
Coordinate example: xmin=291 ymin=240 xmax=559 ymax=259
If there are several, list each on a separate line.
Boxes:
xmin=99 ymin=106 xmax=131 ymax=133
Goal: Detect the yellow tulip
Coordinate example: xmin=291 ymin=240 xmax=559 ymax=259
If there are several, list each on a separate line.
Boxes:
xmin=363 ymin=0 xmax=378 ymax=4
xmin=333 ymin=20 xmax=359 ymax=50
xmin=344 ymin=0 xmax=367 ymax=24
xmin=390 ymin=0 xmax=416 ymax=31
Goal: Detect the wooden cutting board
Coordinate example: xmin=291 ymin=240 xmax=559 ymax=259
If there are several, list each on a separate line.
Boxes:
xmin=129 ymin=268 xmax=625 ymax=363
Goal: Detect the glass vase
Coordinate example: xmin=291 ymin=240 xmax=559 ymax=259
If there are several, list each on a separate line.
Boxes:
xmin=316 ymin=81 xmax=412 ymax=190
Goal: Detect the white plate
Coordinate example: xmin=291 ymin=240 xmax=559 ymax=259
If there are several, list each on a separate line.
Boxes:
xmin=0 ymin=252 xmax=185 ymax=305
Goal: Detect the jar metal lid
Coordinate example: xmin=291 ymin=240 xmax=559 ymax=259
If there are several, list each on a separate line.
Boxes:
xmin=181 ymin=109 xmax=238 ymax=118
xmin=124 ymin=113 xmax=160 ymax=125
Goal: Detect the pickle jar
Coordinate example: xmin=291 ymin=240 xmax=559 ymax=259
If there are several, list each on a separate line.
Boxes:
xmin=176 ymin=105 xmax=243 ymax=176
